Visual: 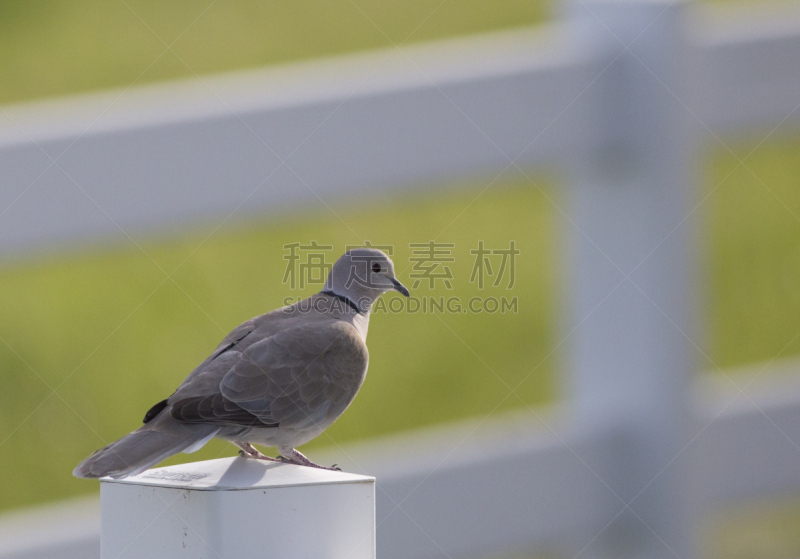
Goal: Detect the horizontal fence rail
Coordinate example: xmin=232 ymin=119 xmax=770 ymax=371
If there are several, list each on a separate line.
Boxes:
xmin=0 ymin=3 xmax=798 ymax=257
xmin=2 ymin=364 xmax=800 ymax=559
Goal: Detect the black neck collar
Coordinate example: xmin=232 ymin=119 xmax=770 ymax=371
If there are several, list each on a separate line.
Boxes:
xmin=321 ymin=290 xmax=362 ymax=314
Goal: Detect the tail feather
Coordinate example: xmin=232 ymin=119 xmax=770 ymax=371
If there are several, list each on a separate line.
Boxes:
xmin=73 ymin=417 xmax=218 ymax=479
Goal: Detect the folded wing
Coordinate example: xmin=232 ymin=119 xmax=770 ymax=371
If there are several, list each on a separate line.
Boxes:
xmin=171 ymin=321 xmax=368 ymax=432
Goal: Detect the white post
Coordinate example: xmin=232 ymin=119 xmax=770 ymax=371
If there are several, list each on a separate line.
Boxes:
xmin=563 ymin=0 xmax=698 ymax=558
xmin=100 ymin=457 xmax=375 ymax=559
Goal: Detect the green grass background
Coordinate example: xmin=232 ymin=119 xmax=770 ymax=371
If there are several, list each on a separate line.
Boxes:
xmin=2 ymin=0 xmax=800 ymax=557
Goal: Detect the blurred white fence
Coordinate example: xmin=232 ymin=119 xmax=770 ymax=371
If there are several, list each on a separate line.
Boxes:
xmin=2 ymin=0 xmax=800 ymax=558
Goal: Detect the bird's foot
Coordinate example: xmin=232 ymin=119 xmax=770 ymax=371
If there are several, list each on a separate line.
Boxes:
xmin=236 ymin=442 xmax=280 ymax=462
xmin=278 ymin=448 xmax=342 ymax=471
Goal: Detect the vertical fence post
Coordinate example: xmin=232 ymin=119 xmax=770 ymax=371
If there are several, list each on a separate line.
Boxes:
xmin=100 ymin=457 xmax=376 ymax=559
xmin=563 ymin=0 xmax=698 ymax=558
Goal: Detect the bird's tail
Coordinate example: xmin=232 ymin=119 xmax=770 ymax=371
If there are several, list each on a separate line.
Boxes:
xmin=73 ymin=417 xmax=218 ymax=479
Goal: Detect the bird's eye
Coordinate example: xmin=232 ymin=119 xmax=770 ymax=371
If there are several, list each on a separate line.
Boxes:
xmin=371 ymin=262 xmax=382 ymax=273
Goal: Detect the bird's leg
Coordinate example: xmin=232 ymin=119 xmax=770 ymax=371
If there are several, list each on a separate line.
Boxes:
xmin=236 ymin=442 xmax=280 ymax=462
xmin=278 ymin=447 xmax=342 ymax=471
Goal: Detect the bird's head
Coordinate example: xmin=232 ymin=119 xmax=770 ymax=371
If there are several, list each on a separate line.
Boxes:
xmin=326 ymin=248 xmax=409 ymax=310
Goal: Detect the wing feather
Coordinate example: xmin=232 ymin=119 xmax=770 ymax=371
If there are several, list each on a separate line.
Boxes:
xmin=219 ymin=322 xmax=368 ymax=430
xmin=168 ymin=321 xmax=368 ymax=432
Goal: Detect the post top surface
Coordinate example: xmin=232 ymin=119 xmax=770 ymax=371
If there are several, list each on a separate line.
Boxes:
xmin=100 ymin=457 xmax=375 ymax=491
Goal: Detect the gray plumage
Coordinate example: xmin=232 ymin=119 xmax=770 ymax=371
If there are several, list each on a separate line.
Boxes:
xmin=74 ymin=248 xmax=408 ymax=479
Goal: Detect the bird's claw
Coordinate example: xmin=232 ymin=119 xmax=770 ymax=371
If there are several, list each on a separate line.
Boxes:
xmin=331 ymin=464 xmax=342 ymax=471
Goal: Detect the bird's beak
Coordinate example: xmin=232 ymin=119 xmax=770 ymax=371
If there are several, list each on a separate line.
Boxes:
xmin=391 ymin=277 xmax=410 ymax=297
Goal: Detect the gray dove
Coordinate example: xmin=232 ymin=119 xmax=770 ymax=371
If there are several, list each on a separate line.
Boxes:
xmin=74 ymin=248 xmax=409 ymax=479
